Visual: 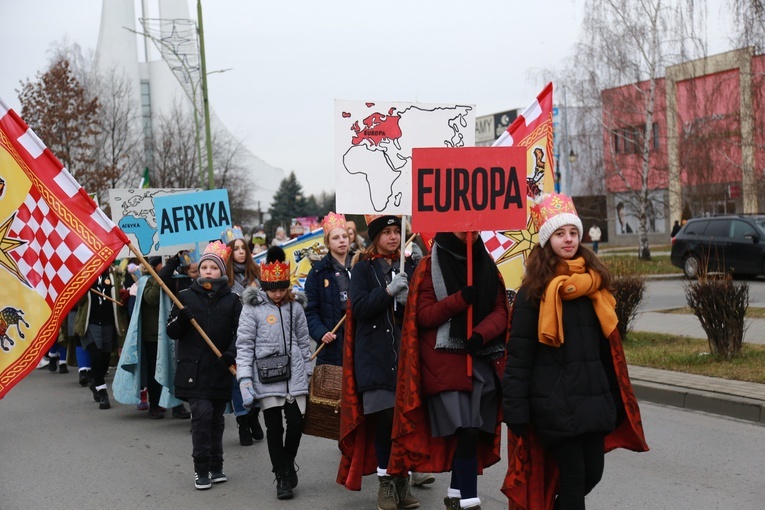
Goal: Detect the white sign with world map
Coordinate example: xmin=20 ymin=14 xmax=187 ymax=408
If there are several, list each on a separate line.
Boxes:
xmin=335 ymin=100 xmax=475 ymax=215
xmin=108 ymin=188 xmax=197 ymax=258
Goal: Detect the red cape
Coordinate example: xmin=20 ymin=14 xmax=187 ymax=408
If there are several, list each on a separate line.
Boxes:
xmin=501 ymin=329 xmax=650 ymax=509
xmin=336 ymin=299 xmax=377 ymax=490
xmin=387 ymin=255 xmax=509 ymax=477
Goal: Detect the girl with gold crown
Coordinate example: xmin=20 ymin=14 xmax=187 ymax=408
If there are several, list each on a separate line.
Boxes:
xmin=167 ymin=241 xmax=242 ymax=491
xmin=501 ymin=193 xmax=648 ymax=510
xmin=236 ymin=246 xmax=313 ymax=501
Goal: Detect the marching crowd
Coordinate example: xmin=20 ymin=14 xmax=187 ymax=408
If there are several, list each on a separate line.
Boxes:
xmin=41 ymin=192 xmax=648 ymax=510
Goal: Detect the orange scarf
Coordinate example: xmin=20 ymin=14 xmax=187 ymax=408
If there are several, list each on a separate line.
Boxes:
xmin=538 ymin=256 xmax=617 ymax=347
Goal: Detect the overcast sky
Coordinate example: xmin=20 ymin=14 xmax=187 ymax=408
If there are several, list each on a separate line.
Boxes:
xmin=0 ymin=0 xmax=734 ymax=197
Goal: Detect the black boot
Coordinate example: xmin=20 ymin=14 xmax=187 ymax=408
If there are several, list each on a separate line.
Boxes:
xmin=88 ymin=380 xmax=100 ymax=402
xmin=275 ymin=468 xmax=294 ymax=500
xmin=250 ymin=408 xmax=264 ymax=441
xmin=78 ymin=369 xmax=92 ymax=387
xmin=236 ymin=415 xmax=253 ymax=446
xmin=194 ymin=460 xmax=211 ymax=490
xmin=48 ymin=356 xmax=59 ymax=372
xmin=59 ymin=363 xmax=69 ymax=374
xmin=97 ymin=389 xmax=111 ymax=410
xmin=285 ymin=457 xmax=299 ymax=489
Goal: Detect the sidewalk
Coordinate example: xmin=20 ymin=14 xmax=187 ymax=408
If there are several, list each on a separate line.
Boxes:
xmin=629 ymin=309 xmax=765 ymax=425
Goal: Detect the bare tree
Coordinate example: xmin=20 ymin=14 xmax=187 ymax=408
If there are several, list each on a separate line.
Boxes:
xmin=212 ymin=129 xmax=254 ymax=225
xmin=91 ymin=67 xmax=143 ymax=193
xmin=569 ymin=0 xmax=709 ymax=259
xmin=17 ymin=57 xmax=100 ymax=190
xmin=151 ymin=102 xmax=200 ymax=189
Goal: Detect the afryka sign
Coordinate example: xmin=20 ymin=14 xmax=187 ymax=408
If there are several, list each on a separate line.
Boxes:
xmin=411 ymin=147 xmax=528 ymax=232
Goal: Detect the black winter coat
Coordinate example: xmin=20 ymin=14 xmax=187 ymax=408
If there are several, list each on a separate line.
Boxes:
xmin=502 ymin=287 xmax=619 ymax=446
xmin=167 ymin=279 xmax=242 ymax=401
xmin=350 ymin=257 xmax=416 ymax=394
xmin=304 ymin=254 xmax=348 ymax=366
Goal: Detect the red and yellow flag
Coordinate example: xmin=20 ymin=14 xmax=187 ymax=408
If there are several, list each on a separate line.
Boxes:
xmin=0 ymin=98 xmax=129 ymax=398
xmin=485 ymin=82 xmax=555 ymax=291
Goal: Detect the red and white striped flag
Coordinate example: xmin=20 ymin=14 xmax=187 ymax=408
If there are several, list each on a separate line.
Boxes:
xmin=481 ymin=83 xmax=555 ymax=290
xmin=0 ymin=97 xmax=130 ymax=398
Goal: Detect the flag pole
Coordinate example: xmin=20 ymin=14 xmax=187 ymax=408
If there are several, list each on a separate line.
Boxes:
xmin=310 ymin=314 xmax=347 ymax=361
xmin=466 ymin=231 xmax=473 ymax=377
xmin=400 ymin=216 xmax=408 ymax=274
xmin=127 ymin=243 xmax=236 ymax=376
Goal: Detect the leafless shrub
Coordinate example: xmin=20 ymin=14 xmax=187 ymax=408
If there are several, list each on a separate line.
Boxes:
xmin=684 ymin=272 xmax=749 ymax=360
xmin=610 ymin=258 xmax=646 ymax=341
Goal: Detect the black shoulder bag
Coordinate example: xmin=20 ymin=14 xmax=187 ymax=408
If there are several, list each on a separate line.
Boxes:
xmin=256 ymin=303 xmax=293 ymax=384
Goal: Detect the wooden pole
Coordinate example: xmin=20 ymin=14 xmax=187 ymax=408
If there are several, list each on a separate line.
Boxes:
xmin=310 ymin=314 xmax=347 ymax=361
xmin=127 ymin=244 xmax=236 ymax=376
xmin=466 ymin=231 xmax=473 ymax=377
xmin=90 ymin=288 xmax=123 ymax=307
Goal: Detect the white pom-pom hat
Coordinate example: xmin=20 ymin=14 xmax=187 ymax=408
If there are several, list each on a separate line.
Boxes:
xmin=530 ymin=192 xmax=583 ymax=247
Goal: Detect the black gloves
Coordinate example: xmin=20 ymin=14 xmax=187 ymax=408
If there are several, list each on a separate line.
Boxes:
xmin=217 ymin=353 xmax=236 ymax=369
xmin=464 ymin=332 xmax=483 ymax=354
xmin=460 ymin=286 xmax=476 ymax=304
xmin=507 ymin=422 xmax=528 ymax=438
xmin=179 ymin=307 xmax=194 ymax=323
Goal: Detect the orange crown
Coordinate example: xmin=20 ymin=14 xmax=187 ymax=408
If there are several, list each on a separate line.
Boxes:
xmin=260 ymin=260 xmax=291 ymax=283
xmin=203 ymin=240 xmax=232 ymax=264
xmin=322 ymin=211 xmax=347 ymax=235
xmin=364 ymin=214 xmax=383 ymax=226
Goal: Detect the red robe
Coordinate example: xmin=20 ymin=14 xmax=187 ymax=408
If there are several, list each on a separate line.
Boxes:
xmin=501 ymin=329 xmax=649 ymax=509
xmin=336 ymin=300 xmax=377 ymax=490
xmin=387 ymin=255 xmax=510 ymax=477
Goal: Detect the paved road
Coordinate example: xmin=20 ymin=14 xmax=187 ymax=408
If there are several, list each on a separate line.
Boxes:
xmin=4 ymin=369 xmax=764 ymax=509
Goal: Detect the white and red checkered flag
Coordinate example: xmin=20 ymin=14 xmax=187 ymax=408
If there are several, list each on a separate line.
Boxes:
xmin=0 ymin=97 xmax=129 ymax=398
xmin=481 ymin=83 xmax=555 ymax=290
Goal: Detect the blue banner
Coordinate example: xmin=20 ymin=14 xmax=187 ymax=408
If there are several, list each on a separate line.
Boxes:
xmin=154 ymin=189 xmax=232 ymax=247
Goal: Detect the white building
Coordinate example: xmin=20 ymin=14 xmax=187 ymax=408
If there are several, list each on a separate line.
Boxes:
xmin=94 ymin=0 xmax=283 ymax=220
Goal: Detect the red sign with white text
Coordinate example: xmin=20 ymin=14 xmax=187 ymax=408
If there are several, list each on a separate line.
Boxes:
xmin=411 ymin=147 xmax=527 ymax=233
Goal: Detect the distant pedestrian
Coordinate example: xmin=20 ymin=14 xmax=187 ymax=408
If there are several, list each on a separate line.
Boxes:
xmin=588 ymin=224 xmax=602 ymax=254
xmin=502 ymin=192 xmax=648 ymax=509
xmin=671 ymin=220 xmax=681 ymax=238
xmin=271 ymin=226 xmax=288 ymax=247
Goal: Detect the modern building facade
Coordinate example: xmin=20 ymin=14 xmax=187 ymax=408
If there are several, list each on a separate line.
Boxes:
xmin=601 ymin=47 xmax=765 ymax=245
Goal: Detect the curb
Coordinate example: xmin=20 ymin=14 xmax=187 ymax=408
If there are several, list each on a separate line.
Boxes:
xmin=632 ymin=380 xmax=765 ymax=424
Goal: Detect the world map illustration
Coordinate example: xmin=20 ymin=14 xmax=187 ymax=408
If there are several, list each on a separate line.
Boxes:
xmin=336 ymin=102 xmax=474 ymax=214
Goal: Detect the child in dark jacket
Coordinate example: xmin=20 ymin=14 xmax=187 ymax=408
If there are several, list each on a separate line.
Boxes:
xmin=167 ymin=241 xmax=242 ymax=490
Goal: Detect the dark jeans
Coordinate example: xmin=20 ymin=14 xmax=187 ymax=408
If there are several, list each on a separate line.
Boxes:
xmin=188 ymin=398 xmax=227 ymax=464
xmin=85 ymin=343 xmax=111 ymax=387
xmin=549 ymin=433 xmax=605 ymax=510
xmin=263 ymin=400 xmax=304 ymax=471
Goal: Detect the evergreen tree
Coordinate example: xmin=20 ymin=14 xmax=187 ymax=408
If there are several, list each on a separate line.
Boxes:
xmin=266 ymin=171 xmax=308 ymax=237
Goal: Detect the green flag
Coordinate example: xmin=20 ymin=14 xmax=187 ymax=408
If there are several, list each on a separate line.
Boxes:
xmin=139 ymin=167 xmax=150 ymax=189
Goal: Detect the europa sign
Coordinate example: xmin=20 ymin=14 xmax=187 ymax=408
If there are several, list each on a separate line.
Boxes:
xmin=411 ymin=147 xmax=527 ymax=233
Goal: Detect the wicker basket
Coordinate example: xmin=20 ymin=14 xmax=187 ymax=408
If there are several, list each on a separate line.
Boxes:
xmin=303 ymin=364 xmax=342 ymax=440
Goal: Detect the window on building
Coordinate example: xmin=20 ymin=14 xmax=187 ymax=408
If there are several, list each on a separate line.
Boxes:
xmin=652 ymin=122 xmax=659 ymax=150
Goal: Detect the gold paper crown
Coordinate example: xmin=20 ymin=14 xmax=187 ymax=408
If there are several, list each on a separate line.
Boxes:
xmin=203 ymin=240 xmax=232 ymax=264
xmin=364 ymin=214 xmax=383 ymax=226
xmin=322 ymin=211 xmax=347 ymax=235
xmin=260 ymin=260 xmax=291 ymax=283
xmin=221 ymin=226 xmax=244 ymax=244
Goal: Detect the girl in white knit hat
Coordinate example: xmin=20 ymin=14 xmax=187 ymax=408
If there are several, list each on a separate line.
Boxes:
xmin=502 ymin=192 xmax=648 ymax=510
